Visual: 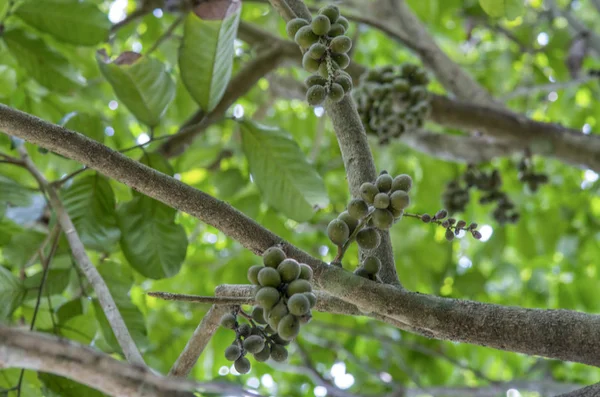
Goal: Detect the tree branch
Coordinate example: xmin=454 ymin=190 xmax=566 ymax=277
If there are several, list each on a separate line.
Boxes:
xmin=545 ymin=0 xmax=600 ymax=55
xmin=0 ymin=326 xmax=261 ymax=397
xmin=16 ymin=145 xmax=146 ymax=367
xmin=557 ymin=382 xmax=600 ymax=397
xmin=500 ymin=74 xmax=598 ymax=101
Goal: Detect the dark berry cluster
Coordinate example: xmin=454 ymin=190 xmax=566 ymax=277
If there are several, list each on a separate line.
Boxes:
xmin=353 ymin=63 xmax=430 ymax=143
xmin=517 ymin=155 xmax=549 ymax=193
xmin=414 ymin=209 xmax=482 ymax=241
xmin=220 ymin=247 xmax=316 ymax=373
xmin=286 ymin=5 xmax=353 ymax=106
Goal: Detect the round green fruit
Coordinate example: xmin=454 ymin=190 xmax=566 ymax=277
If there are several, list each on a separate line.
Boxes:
xmin=390 ymin=190 xmax=410 ymax=211
xmin=311 ymin=14 xmax=331 ymax=36
xmin=277 ymin=314 xmax=300 ymax=341
xmin=251 ymin=306 xmax=267 ymax=324
xmin=294 ymin=25 xmax=319 ymax=49
xmin=243 ymin=335 xmax=265 ymax=354
xmin=372 ymin=208 xmax=394 ymax=230
xmin=319 ymin=4 xmax=340 ymax=23
xmin=305 ymin=75 xmax=327 ymax=88
xmin=347 ymin=198 xmax=369 ymax=219
xmin=354 ymin=266 xmax=371 ymax=279
xmin=338 ymin=211 xmax=358 ymax=234
xmin=255 ymin=287 xmax=280 ymax=310
xmin=335 ymin=73 xmax=353 ymax=93
xmin=330 ymin=35 xmax=352 ymax=54
xmin=277 ymin=258 xmax=301 ymax=283
xmin=306 ymin=85 xmax=327 ymax=106
xmin=234 ymin=356 xmax=251 ymax=374
xmin=257 ymin=267 xmax=282 ymax=288
xmin=328 ymin=23 xmax=346 ymax=37
xmin=272 ymin=333 xmax=291 ymax=346
xmin=238 ymin=323 xmax=251 ymax=338
xmin=362 ymin=256 xmax=381 ymax=275
xmin=304 ymin=292 xmax=317 ymax=308
xmin=376 ymin=173 xmax=393 ymax=192
xmin=308 ymin=43 xmax=327 ymax=59
xmin=287 ymin=293 xmax=311 ymax=316
xmin=287 ymin=279 xmax=312 ymax=296
xmin=286 ymin=18 xmax=309 ymax=39
xmin=336 ymin=16 xmax=349 ymax=30
xmin=373 ymin=192 xmax=390 ymax=209
xmin=247 ymin=265 xmax=262 ymax=285
xmin=331 ymin=53 xmax=350 ymax=70
xmin=270 ymin=344 xmax=289 ymax=362
xmin=225 ymin=344 xmax=241 ymax=361
xmin=253 ymin=344 xmax=271 ymax=362
xmin=302 ymin=52 xmax=320 ymax=73
xmin=299 ymin=263 xmax=313 ymax=281
xmin=327 ymin=218 xmax=350 ymax=245
xmin=267 ymin=301 xmax=289 ymax=330
xmin=263 ymin=246 xmax=286 ymax=268
xmin=220 ymin=313 xmax=236 ymax=329
xmin=391 ymin=174 xmax=413 ymax=193
xmin=360 ymin=182 xmax=379 ymax=204
xmin=356 ymin=227 xmax=381 ymax=249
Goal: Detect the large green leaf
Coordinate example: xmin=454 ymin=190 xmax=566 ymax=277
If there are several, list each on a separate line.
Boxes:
xmin=179 ymin=1 xmax=241 ymax=112
xmin=479 ymin=0 xmax=524 ymax=20
xmin=39 ymin=373 xmax=106 ymax=397
xmin=60 ymin=112 xmax=105 ymax=143
xmin=97 ymin=51 xmax=175 ymax=127
xmin=61 ymin=175 xmax=121 ymax=252
xmin=0 ymin=266 xmax=25 ymax=319
xmin=0 ymin=0 xmax=9 ymax=20
xmin=24 ymin=268 xmax=72 ymax=300
xmin=0 ymin=174 xmax=34 ymax=207
xmin=117 ymin=196 xmax=187 ymax=278
xmin=0 ymin=64 xmax=17 ymax=98
xmin=14 ymin=0 xmax=110 ymax=46
xmin=240 ymin=120 xmax=329 ymax=222
xmin=2 ymin=29 xmax=84 ymax=93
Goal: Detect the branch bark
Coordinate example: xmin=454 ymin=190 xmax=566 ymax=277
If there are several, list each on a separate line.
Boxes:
xmin=0 ymin=326 xmax=260 ymax=397
xmin=557 ymin=382 xmax=600 ymax=397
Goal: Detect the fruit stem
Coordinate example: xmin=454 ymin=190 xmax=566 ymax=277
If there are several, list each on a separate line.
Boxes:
xmin=332 ymin=208 xmax=375 ymax=265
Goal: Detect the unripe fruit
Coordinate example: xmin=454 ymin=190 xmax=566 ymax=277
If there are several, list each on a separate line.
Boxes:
xmin=335 ymin=74 xmax=353 ymax=93
xmin=327 ymin=218 xmax=350 ymax=245
xmin=255 ymin=287 xmax=280 ymax=310
xmin=338 ymin=211 xmax=358 ymax=234
xmin=347 ymin=198 xmax=369 ymax=219
xmin=330 ymin=35 xmax=352 ymax=54
xmin=390 ymin=206 xmax=403 ymax=219
xmin=302 ymin=52 xmax=320 ymax=73
xmin=392 ymin=79 xmax=410 ymax=93
xmin=287 ymin=279 xmax=312 ymax=296
xmin=299 ymin=263 xmax=313 ymax=281
xmin=286 ymin=18 xmax=309 ymax=39
xmin=278 ymin=314 xmax=300 ymax=340
xmin=277 ymin=258 xmax=301 ymax=283
xmin=251 ymin=306 xmax=267 ymax=324
xmin=253 ymin=344 xmax=271 ymax=362
xmin=360 ymin=182 xmax=379 ymax=204
xmin=354 ymin=266 xmax=371 ymax=279
xmin=328 ymin=83 xmax=345 ymax=102
xmin=270 ymin=344 xmax=289 ymax=362
xmin=376 ymin=173 xmax=393 ymax=192
xmin=391 ymin=174 xmax=413 ymax=193
xmin=258 ymin=267 xmax=282 ymax=287
xmin=243 ymin=335 xmax=265 ymax=354
xmin=220 ymin=313 xmax=236 ymax=329
xmin=336 ymin=16 xmax=349 ymax=30
xmin=238 ymin=323 xmax=251 ymax=338
xmin=331 ymin=53 xmax=350 ymax=69
xmin=263 ymin=246 xmax=286 ymax=268
xmin=472 ymin=230 xmax=482 ymax=239
xmin=435 ymin=209 xmax=448 ymax=219
xmin=225 ymin=344 xmax=241 ymax=361
xmin=247 ymin=265 xmax=262 ymax=285
xmin=287 ymin=293 xmax=311 ymax=316
xmin=304 ymin=292 xmax=317 ymax=308
xmin=308 ymin=43 xmax=327 ymax=59
xmin=272 ymin=333 xmax=291 ymax=346
xmin=306 ymin=85 xmax=327 ymax=106
xmin=356 ymin=227 xmax=380 ymax=249
xmin=328 ymin=23 xmax=346 ymax=37
xmin=305 ymin=75 xmax=327 ymax=88
xmin=390 ymin=190 xmax=410 ymax=211
xmin=468 ymin=222 xmax=478 ymax=230
xmin=311 ymin=14 xmax=331 ymax=36
xmin=421 ymin=214 xmax=431 ymax=223
xmin=294 ymin=25 xmax=319 ymax=49
xmin=445 ymin=228 xmax=455 ymax=241
xmin=372 ymin=208 xmax=394 ymax=230
xmin=298 ymin=313 xmax=312 ymax=324
xmin=319 ymin=4 xmax=340 ymax=23
xmin=234 ymin=356 xmax=251 ymax=374
xmin=267 ymin=301 xmax=289 ymax=330
xmin=373 ymin=192 xmax=390 ymax=209
xmin=362 ymin=256 xmax=381 ymax=275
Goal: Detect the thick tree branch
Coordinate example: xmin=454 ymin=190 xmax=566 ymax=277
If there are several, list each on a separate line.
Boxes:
xmin=558 ymin=382 xmax=600 ymax=397
xmin=0 ymin=326 xmax=260 ymax=397
xmin=4 ymin=105 xmax=600 ymax=366
xmin=16 ymin=145 xmax=146 ymax=367
xmin=500 ymin=74 xmax=597 ymax=101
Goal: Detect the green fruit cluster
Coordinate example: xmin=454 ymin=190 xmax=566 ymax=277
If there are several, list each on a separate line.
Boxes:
xmin=354 ymin=256 xmax=381 ymax=281
xmin=352 ymin=63 xmax=430 ymax=143
xmin=286 ymin=5 xmax=353 ymax=106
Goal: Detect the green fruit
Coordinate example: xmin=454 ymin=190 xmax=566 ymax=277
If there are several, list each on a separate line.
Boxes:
xmin=330 ymin=36 xmax=352 ymax=54
xmin=304 ymin=292 xmax=317 ymax=308
xmin=272 ymin=333 xmax=291 ymax=346
xmin=267 ymin=301 xmax=289 ymax=330
xmin=376 ymin=173 xmax=393 ymax=192
xmin=277 ymin=258 xmax=301 ymax=282
xmin=319 ymin=4 xmax=340 ymax=23
xmin=270 ymin=344 xmax=289 ymax=362
xmin=336 ymin=16 xmax=349 ymax=30
xmin=258 ymin=267 xmax=282 ymax=287
xmin=247 ymin=265 xmax=263 ymax=285
xmin=287 ymin=279 xmax=312 ymax=296
xmin=277 ymin=314 xmax=300 ymax=341
xmin=294 ymin=25 xmax=319 ymax=49
xmin=305 ymin=75 xmax=327 ymax=88
xmin=264 ymin=325 xmax=275 ymax=334
xmin=263 ymin=246 xmax=286 ymax=268
xmin=328 ymin=23 xmax=346 ymax=37
xmin=335 ymin=74 xmax=353 ymax=93
xmin=255 ymin=287 xmax=280 ymax=310
xmin=354 ymin=266 xmax=371 ymax=279
xmin=372 ymin=209 xmax=394 ymax=230
xmin=306 ymin=85 xmax=327 ymax=106
xmin=308 ymin=43 xmax=327 ymax=59
xmin=356 ymin=227 xmax=381 ymax=249
xmin=318 ymin=60 xmax=339 ymax=78
xmin=392 ymin=79 xmax=410 ymax=93
xmin=286 ymin=18 xmax=309 ymax=39
xmin=338 ymin=211 xmax=358 ymax=234
xmin=362 ymin=256 xmax=381 ymax=275
xmin=234 ymin=356 xmax=251 ymax=374
xmin=391 ymin=174 xmax=413 ymax=193
xmin=390 ymin=206 xmax=403 ymax=219
xmin=238 ymin=323 xmax=252 ymax=338
xmin=360 ymin=182 xmax=379 ymax=204
xmin=331 ymin=53 xmax=350 ymax=69
xmin=251 ymin=306 xmax=267 ymax=324
xmin=373 ymin=192 xmax=390 ymax=209
xmin=298 ymin=313 xmax=312 ymax=324
xmin=225 ymin=344 xmax=241 ymax=361
xmin=327 ymin=218 xmax=350 ymax=245
xmin=347 ymin=198 xmax=369 ymax=219
xmin=302 ymin=52 xmax=321 ymax=73
xmin=390 ymin=190 xmax=410 ymax=211
xmin=220 ymin=313 xmax=236 ymax=329
xmin=287 ymin=294 xmax=311 ymax=316
xmin=253 ymin=344 xmax=271 ymax=362
xmin=299 ymin=263 xmax=314 ymax=281
xmin=243 ymin=335 xmax=265 ymax=354
xmin=311 ymin=14 xmax=331 ymax=36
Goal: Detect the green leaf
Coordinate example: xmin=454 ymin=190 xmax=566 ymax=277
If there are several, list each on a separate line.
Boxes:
xmin=213 ymin=168 xmax=247 ymax=198
xmin=97 ymin=51 xmax=175 ymax=127
xmin=117 ymin=196 xmax=188 ymax=278
xmin=0 ymin=174 xmax=34 ymax=207
xmin=39 ymin=373 xmax=106 ymax=397
xmin=2 ymin=229 xmax=47 ymax=268
xmin=0 ymin=0 xmax=9 ymax=20
xmin=61 ymin=175 xmax=121 ymax=252
xmin=0 ymin=266 xmax=25 ymax=319
xmin=179 ymin=1 xmax=241 ymax=112
xmin=14 ymin=0 xmax=110 ymax=46
xmin=24 ymin=268 xmax=72 ymax=299
xmin=60 ymin=112 xmax=105 ymax=143
xmin=240 ymin=120 xmax=329 ymax=222
xmin=0 ymin=64 xmax=17 ymax=98
xmin=2 ymin=29 xmax=84 ymax=93
xmin=479 ymin=0 xmax=524 ymax=20
xmin=56 ymin=298 xmax=84 ymax=323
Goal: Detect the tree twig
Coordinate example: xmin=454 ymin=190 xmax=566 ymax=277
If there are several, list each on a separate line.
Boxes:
xmin=500 ymin=74 xmax=598 ymax=101
xmin=146 ymin=15 xmax=184 ymax=55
